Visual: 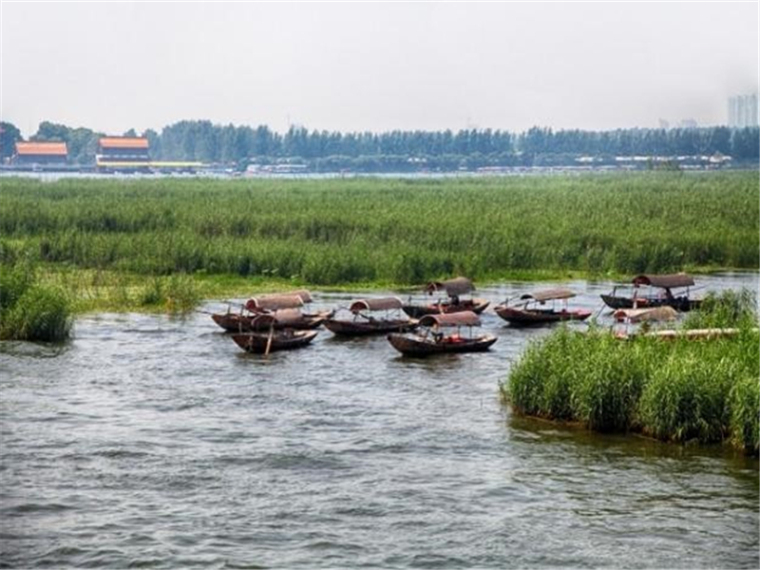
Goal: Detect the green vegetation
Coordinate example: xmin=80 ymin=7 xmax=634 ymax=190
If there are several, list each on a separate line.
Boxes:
xmin=7 ymin=119 xmax=759 ymax=168
xmin=0 ymin=261 xmax=73 ymax=341
xmin=501 ymin=290 xmax=759 ymax=454
xmin=1 ymin=172 xmax=757 ymax=297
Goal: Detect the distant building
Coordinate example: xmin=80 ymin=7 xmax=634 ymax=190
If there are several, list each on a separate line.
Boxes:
xmin=728 ymin=94 xmax=759 ymax=128
xmin=13 ymin=141 xmax=68 ymax=165
xmin=96 ymin=136 xmax=150 ymax=169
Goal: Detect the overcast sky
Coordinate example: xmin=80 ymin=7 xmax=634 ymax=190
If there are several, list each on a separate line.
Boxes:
xmin=1 ymin=1 xmax=758 ymax=138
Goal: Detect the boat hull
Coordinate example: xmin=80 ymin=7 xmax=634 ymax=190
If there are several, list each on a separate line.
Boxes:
xmin=230 ymin=330 xmax=318 ymax=353
xmin=324 ymin=318 xmax=418 ymax=336
xmin=401 ymin=298 xmax=490 ymax=318
xmin=494 ymin=306 xmax=592 ymax=326
xmin=387 ymin=333 xmax=497 ymax=356
xmin=600 ymin=295 xmax=700 ymax=312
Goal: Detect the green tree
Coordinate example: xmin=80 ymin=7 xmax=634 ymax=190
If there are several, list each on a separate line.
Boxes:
xmin=0 ymin=121 xmax=22 ymax=160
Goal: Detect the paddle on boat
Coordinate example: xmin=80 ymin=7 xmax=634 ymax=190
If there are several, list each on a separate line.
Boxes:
xmin=230 ymin=314 xmax=318 ymax=354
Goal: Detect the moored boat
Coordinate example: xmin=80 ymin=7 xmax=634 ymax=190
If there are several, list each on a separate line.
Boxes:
xmin=212 ymin=308 xmax=329 ymax=332
xmin=229 ymin=314 xmax=318 ymax=354
xmin=324 ymin=297 xmax=419 ymax=336
xmin=211 ymin=289 xmax=330 ymax=333
xmin=601 ymin=274 xmax=702 ymax=312
xmin=402 ymin=277 xmax=490 ymax=318
xmin=387 ymin=311 xmax=497 ymax=356
xmin=494 ymin=287 xmax=592 ymax=326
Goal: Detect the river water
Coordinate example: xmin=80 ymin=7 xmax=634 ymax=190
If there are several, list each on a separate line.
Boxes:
xmin=1 ymin=274 xmax=758 ymax=569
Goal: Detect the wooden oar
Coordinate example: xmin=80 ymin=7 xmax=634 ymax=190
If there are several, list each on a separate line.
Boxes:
xmin=265 ymin=324 xmax=274 ymax=356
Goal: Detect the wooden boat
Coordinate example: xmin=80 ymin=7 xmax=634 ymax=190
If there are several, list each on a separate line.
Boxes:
xmin=610 ymin=305 xmax=680 ymax=340
xmin=212 ymin=308 xmax=329 ymax=332
xmin=601 ymin=274 xmax=702 ymax=312
xmin=324 ymin=297 xmax=419 ymax=336
xmin=494 ymin=288 xmax=592 ymax=326
xmin=402 ymin=277 xmax=490 ymax=318
xmin=211 ymin=290 xmax=330 ymax=332
xmin=387 ymin=311 xmax=497 ymax=356
xmin=612 ymin=306 xmax=679 ymax=323
xmin=229 ymin=315 xmax=318 ymax=354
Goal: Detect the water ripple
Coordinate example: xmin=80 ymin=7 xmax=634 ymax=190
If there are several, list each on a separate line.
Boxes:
xmin=1 ymin=275 xmax=758 ymax=569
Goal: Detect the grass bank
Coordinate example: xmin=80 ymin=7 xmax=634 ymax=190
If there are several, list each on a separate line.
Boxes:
xmin=500 ymin=290 xmax=760 ymax=454
xmin=0 ymin=173 xmax=757 ymax=298
xmin=0 ymin=261 xmax=73 ymax=341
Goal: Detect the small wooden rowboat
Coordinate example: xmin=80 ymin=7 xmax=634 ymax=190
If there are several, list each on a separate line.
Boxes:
xmin=402 ymin=277 xmax=490 ymax=318
xmin=387 ymin=311 xmax=497 ymax=356
xmin=231 ymin=330 xmax=319 ymax=353
xmin=601 ymin=274 xmax=702 ymax=312
xmin=324 ymin=297 xmax=419 ymax=336
xmin=494 ymin=288 xmax=592 ymax=326
xmin=211 ymin=290 xmax=330 ymax=332
xmin=229 ymin=314 xmax=318 ymax=354
xmin=212 ymin=308 xmax=330 ymax=332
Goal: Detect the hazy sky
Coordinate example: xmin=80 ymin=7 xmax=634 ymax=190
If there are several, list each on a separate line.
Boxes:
xmin=1 ymin=1 xmax=758 ymax=137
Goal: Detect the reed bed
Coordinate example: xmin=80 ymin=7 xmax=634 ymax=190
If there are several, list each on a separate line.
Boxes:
xmin=0 ymin=261 xmax=73 ymax=341
xmin=0 ymin=173 xmax=757 ymax=290
xmin=501 ymin=290 xmax=759 ymax=453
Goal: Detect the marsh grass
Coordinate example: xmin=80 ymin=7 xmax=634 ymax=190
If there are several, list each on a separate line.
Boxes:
xmin=0 ymin=262 xmax=73 ymax=341
xmin=502 ymin=290 xmax=759 ymax=453
xmin=0 ymin=172 xmax=757 ymax=289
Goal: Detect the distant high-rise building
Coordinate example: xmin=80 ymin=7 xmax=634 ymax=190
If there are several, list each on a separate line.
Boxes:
xmin=728 ymin=94 xmax=759 ymax=128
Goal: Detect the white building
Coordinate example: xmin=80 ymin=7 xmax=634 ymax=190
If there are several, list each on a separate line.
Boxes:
xmin=728 ymin=94 xmax=759 ymax=128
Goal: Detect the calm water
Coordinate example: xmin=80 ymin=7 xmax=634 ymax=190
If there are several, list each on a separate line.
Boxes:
xmin=1 ymin=274 xmax=758 ymax=569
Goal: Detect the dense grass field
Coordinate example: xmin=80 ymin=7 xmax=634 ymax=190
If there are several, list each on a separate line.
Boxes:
xmin=0 ymin=172 xmax=757 ymax=293
xmin=501 ymin=291 xmax=760 ymax=454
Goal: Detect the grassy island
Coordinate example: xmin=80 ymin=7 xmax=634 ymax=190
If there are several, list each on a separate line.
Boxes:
xmin=501 ymin=291 xmax=760 ymax=454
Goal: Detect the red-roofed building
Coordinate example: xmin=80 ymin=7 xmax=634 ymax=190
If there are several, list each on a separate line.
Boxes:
xmin=14 ymin=141 xmax=68 ymax=164
xmin=97 ymin=136 xmax=150 ymax=166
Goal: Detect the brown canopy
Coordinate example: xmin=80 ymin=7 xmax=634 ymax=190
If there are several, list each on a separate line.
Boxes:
xmin=425 ymin=277 xmax=474 ymax=297
xmin=632 ymin=274 xmax=695 ymax=289
xmin=259 ymin=289 xmax=312 ymax=303
xmin=272 ymin=308 xmax=304 ymax=324
xmin=519 ymin=288 xmax=576 ymax=303
xmin=613 ymin=306 xmax=678 ymax=323
xmin=349 ymin=297 xmax=403 ymax=313
xmin=247 ymin=294 xmax=304 ymax=311
xmin=419 ymin=311 xmax=481 ymax=328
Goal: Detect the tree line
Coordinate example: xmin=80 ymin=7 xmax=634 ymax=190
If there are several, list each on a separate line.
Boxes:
xmin=1 ymin=119 xmax=758 ymax=170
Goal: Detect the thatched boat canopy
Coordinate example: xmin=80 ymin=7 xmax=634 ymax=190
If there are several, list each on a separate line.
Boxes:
xmin=614 ymin=306 xmax=678 ymax=323
xmin=425 ymin=277 xmax=474 ymax=297
xmin=272 ymin=308 xmax=305 ymax=324
xmin=519 ymin=288 xmax=576 ymax=303
xmin=632 ymin=274 xmax=695 ymax=289
xmin=259 ymin=289 xmax=313 ymax=303
xmin=419 ymin=311 xmax=481 ymax=328
xmin=349 ymin=297 xmax=403 ymax=313
xmin=247 ymin=294 xmax=304 ymax=311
